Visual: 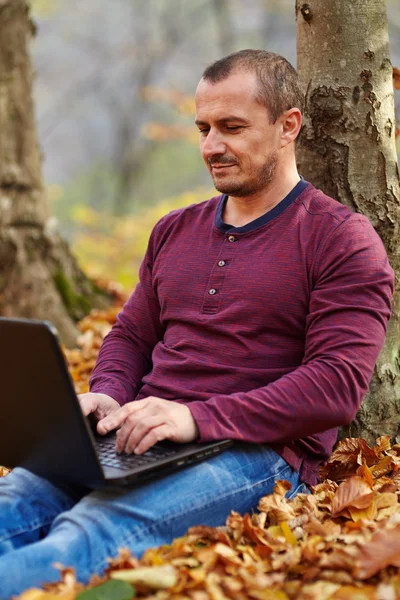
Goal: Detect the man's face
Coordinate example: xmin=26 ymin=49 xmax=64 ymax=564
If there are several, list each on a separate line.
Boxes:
xmin=195 ymin=70 xmax=282 ymax=197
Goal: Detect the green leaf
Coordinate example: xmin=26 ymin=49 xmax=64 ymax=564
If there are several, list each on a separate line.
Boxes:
xmin=76 ymin=579 xmax=135 ymax=600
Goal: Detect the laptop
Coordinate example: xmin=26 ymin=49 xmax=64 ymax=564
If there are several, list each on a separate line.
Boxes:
xmin=0 ymin=317 xmax=232 ymax=488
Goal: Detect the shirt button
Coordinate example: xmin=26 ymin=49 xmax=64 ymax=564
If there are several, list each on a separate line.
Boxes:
xmin=208 ymin=288 xmax=217 ymax=295
xmin=228 ymin=235 xmax=236 ymax=242
xmin=218 ymin=260 xmax=226 ymax=267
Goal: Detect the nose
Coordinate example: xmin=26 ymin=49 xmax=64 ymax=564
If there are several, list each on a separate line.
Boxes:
xmin=201 ymin=129 xmax=226 ymax=161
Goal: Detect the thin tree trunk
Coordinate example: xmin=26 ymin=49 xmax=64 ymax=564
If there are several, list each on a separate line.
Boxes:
xmin=0 ymin=0 xmax=111 ymax=347
xmin=296 ymin=0 xmax=400 ymax=444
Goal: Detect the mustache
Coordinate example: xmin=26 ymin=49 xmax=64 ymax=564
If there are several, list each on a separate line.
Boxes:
xmin=208 ymin=155 xmax=239 ymax=166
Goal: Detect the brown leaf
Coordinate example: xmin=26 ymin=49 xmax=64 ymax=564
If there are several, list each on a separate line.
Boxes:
xmin=374 ymin=479 xmax=397 ymax=494
xmin=303 ymin=518 xmax=341 ymax=537
xmin=319 ymin=461 xmax=359 ymax=483
xmin=296 ymin=581 xmax=341 ymax=600
xmin=355 ymin=465 xmax=374 ymax=488
xmin=301 ymin=536 xmax=324 ymax=563
xmin=319 ymin=546 xmax=356 ymax=571
xmin=370 ymin=456 xmax=398 ymax=479
xmin=375 ymin=436 xmax=392 ymax=456
xmin=320 ymin=438 xmax=379 ymax=482
xmin=348 ymin=501 xmax=377 ymax=523
xmin=274 ymin=480 xmax=292 ymax=497
xmin=331 ymin=477 xmax=375 ymax=518
xmin=394 ymin=66 xmax=400 ymax=90
xmin=242 ymin=514 xmax=276 ymax=549
xmin=258 ymin=484 xmax=296 ymax=525
xmin=187 ymin=525 xmax=231 ymax=546
xmin=330 ymin=584 xmax=377 ymax=599
xmin=375 ymin=492 xmax=398 ymax=511
xmin=354 ymin=523 xmax=400 ymax=579
xmin=329 ymin=439 xmax=378 ymax=467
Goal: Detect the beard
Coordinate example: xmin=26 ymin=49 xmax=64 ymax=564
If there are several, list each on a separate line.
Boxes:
xmin=210 ymin=151 xmax=278 ymax=197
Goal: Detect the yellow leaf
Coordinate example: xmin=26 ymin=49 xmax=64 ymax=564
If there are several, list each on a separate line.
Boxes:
xmin=110 ymin=565 xmax=177 ymax=589
xmin=267 ymin=525 xmax=285 ymax=540
xmin=17 ymin=590 xmax=47 ymax=600
xmin=280 ymin=522 xmax=297 ymax=546
xmin=348 ymin=500 xmax=377 ymax=522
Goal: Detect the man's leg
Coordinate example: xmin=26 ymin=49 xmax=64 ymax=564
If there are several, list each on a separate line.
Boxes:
xmin=0 ymin=467 xmax=86 ymax=555
xmin=0 ymin=445 xmax=308 ymax=598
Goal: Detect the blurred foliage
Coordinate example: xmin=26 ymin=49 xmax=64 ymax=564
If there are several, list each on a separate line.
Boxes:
xmin=31 ymin=0 xmax=59 ymax=16
xmin=68 ymin=188 xmax=214 ymax=290
xmin=50 ymin=138 xmax=204 ymax=232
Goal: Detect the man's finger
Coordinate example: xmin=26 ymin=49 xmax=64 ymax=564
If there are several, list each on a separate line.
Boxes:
xmin=97 ymin=405 xmax=129 ymax=434
xmin=133 ymin=424 xmax=170 ymax=455
xmin=117 ymin=414 xmax=164 ymax=453
xmin=78 ymin=395 xmax=96 ymax=417
xmin=98 ymin=398 xmax=156 ymax=434
xmin=114 ymin=407 xmax=150 ymax=450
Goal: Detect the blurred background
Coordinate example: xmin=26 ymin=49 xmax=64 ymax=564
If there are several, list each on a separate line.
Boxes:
xmin=30 ymin=0 xmax=400 ymax=290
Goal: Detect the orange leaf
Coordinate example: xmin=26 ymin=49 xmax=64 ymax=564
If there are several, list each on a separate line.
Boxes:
xmin=356 ymin=464 xmax=374 ymax=488
xmin=375 ymin=435 xmax=391 ymax=456
xmin=348 ymin=500 xmax=377 ymax=522
xmin=330 ymin=584 xmax=377 ymax=599
xmin=332 ymin=477 xmax=375 ymax=518
xmin=320 ymin=438 xmax=379 ymax=481
xmin=243 ymin=514 xmax=274 ymax=548
xmin=394 ymin=66 xmax=400 ymax=90
xmin=274 ymin=480 xmax=292 ymax=497
xmin=354 ymin=523 xmax=400 ymax=579
xmin=370 ymin=455 xmax=398 ymax=479
xmin=329 ymin=438 xmax=378 ymax=466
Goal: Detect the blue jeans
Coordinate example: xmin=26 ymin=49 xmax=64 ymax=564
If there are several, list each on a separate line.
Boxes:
xmin=0 ymin=445 xmax=308 ymax=598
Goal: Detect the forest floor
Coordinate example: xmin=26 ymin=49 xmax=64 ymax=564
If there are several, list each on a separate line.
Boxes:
xmin=3 ymin=286 xmax=400 ymax=600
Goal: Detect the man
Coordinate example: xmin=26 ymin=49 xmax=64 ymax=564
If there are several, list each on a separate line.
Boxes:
xmin=0 ymin=50 xmax=394 ymax=596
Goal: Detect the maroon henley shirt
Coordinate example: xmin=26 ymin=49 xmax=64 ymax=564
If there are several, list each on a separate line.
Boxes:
xmin=90 ymin=180 xmax=394 ymax=485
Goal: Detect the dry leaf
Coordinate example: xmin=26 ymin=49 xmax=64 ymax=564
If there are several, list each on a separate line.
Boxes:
xmin=354 ymin=523 xmax=400 ymax=579
xmin=110 ymin=565 xmax=177 ymax=588
xmin=332 ymin=477 xmax=376 ymax=518
xmin=394 ymin=66 xmax=400 ymax=90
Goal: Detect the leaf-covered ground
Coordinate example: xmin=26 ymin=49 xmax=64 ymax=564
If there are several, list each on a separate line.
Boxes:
xmin=3 ymin=292 xmax=400 ymax=599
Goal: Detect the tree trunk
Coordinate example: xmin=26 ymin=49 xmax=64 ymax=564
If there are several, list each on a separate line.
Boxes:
xmin=296 ymin=0 xmax=400 ymax=444
xmin=0 ymin=0 xmax=111 ymax=347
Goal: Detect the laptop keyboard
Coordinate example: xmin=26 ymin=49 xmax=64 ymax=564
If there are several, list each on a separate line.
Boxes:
xmin=95 ymin=436 xmax=178 ymax=469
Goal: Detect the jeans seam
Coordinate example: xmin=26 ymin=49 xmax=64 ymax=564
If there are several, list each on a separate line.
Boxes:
xmin=0 ymin=517 xmax=55 ymax=543
xmin=287 ymin=481 xmax=310 ymax=500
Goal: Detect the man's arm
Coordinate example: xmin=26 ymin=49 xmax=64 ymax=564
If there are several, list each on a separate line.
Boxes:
xmin=89 ymin=225 xmax=165 ymax=406
xmin=187 ymin=215 xmax=394 ymax=444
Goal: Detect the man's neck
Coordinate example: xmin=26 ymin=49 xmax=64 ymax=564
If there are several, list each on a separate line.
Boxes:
xmin=223 ymin=173 xmax=301 ymax=228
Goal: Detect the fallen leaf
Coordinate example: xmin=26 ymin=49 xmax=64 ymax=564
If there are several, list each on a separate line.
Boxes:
xmin=394 ymin=66 xmax=400 ymax=90
xmin=110 ymin=565 xmax=177 ymax=589
xmin=332 ymin=477 xmax=375 ymax=518
xmin=354 ymin=523 xmax=400 ymax=579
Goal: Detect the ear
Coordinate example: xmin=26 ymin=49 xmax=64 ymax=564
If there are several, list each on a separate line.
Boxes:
xmin=279 ymin=108 xmax=302 ymax=148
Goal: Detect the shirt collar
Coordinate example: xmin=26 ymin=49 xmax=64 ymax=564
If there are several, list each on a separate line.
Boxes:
xmin=215 ymin=178 xmax=309 ymax=234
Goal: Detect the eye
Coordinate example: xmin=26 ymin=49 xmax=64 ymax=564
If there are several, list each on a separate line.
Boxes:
xmin=226 ymin=126 xmax=242 ymax=131
xmin=198 ymin=128 xmax=209 ymax=136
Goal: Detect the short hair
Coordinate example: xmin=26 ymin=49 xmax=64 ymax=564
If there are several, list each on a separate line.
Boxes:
xmin=202 ymin=49 xmax=304 ymax=123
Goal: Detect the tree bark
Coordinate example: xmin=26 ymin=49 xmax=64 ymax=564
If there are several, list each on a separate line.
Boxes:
xmin=0 ymin=0 xmax=111 ymax=347
xmin=296 ymin=0 xmax=400 ymax=444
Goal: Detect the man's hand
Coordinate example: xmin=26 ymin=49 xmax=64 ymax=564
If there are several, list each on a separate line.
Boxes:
xmin=78 ymin=392 xmax=120 ymax=425
xmin=97 ymin=397 xmax=199 ymax=455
